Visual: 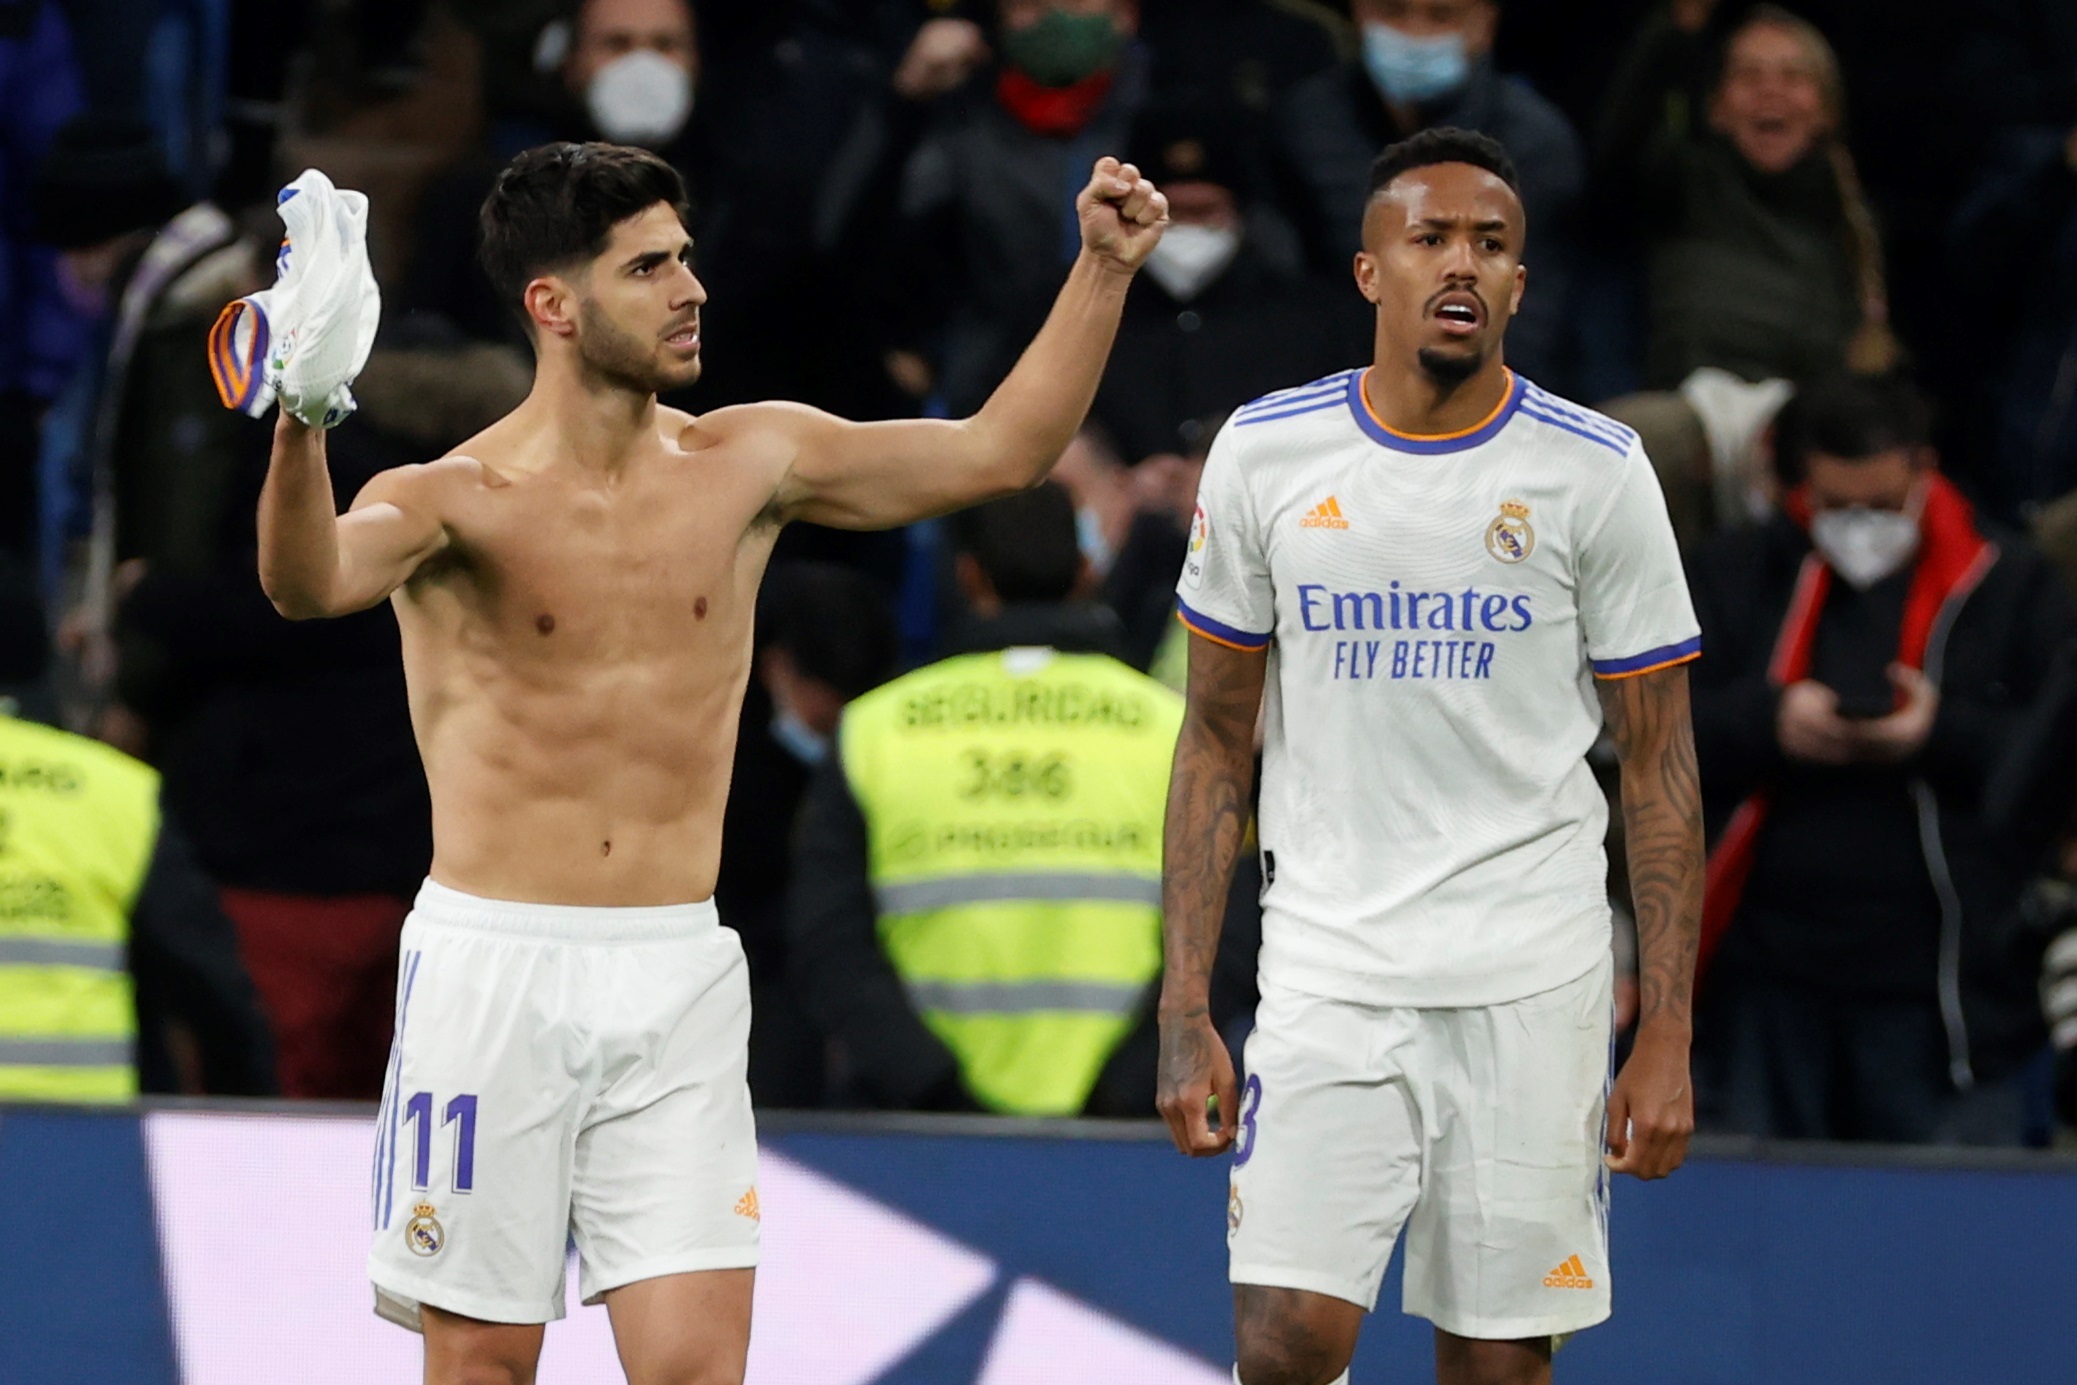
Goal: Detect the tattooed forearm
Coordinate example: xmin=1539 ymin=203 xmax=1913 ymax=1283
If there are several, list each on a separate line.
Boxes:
xmin=1598 ymin=663 xmax=1704 ymax=1033
xmin=1159 ymin=634 xmax=1267 ymax=1017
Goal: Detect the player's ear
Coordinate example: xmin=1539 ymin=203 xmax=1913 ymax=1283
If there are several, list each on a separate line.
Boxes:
xmin=1508 ymin=262 xmax=1526 ymax=318
xmin=525 ymin=275 xmax=579 ymax=340
xmin=1354 ymin=251 xmax=1382 ymax=304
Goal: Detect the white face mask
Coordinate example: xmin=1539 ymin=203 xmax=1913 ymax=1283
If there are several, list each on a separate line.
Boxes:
xmin=586 ymin=50 xmax=694 ymax=147
xmin=1810 ymin=504 xmax=1920 ymax=589
xmin=1142 ymin=222 xmax=1242 ymax=302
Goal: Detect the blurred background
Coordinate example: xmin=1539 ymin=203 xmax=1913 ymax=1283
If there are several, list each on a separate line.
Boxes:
xmin=2 ymin=0 xmax=2077 ymax=1381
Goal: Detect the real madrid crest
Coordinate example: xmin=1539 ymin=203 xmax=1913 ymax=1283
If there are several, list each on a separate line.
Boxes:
xmin=1227 ymin=1181 xmax=1244 ymax=1235
xmin=406 ymin=1202 xmax=445 ymax=1257
xmin=1485 ymin=499 xmax=1535 ymax=564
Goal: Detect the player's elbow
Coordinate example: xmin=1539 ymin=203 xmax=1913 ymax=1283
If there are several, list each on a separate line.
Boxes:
xmin=259 ymin=572 xmax=336 ymax=621
xmin=266 ymin=592 xmax=330 ymax=621
xmin=961 ymin=415 xmax=1056 ymax=496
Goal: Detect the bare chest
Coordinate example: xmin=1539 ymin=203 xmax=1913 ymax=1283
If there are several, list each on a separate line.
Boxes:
xmin=422 ymin=471 xmax=774 ymax=667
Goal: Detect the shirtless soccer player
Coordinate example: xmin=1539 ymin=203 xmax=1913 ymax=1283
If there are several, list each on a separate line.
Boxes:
xmin=257 ymin=143 xmax=1168 ymax=1384
xmin=1156 ymin=127 xmax=1704 ymax=1385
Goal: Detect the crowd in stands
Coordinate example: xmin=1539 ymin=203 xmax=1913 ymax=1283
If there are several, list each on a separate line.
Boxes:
xmin=3 ymin=0 xmax=2077 ymax=1148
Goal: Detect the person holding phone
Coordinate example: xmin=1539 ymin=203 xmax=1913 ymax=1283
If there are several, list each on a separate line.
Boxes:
xmin=1685 ymin=373 xmax=2076 ymax=1145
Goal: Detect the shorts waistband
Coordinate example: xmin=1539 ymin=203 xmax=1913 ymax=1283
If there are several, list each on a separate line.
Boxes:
xmin=410 ymin=878 xmax=718 ymax=941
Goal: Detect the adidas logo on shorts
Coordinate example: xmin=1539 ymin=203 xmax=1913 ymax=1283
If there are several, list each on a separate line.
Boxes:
xmin=1542 ymin=1254 xmax=1594 ymax=1290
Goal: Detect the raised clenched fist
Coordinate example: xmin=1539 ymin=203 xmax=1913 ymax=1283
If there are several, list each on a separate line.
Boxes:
xmin=1077 ymin=156 xmax=1170 ymax=274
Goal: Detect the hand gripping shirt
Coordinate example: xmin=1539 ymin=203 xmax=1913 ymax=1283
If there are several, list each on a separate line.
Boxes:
xmin=1177 ymin=368 xmax=1700 ymax=1006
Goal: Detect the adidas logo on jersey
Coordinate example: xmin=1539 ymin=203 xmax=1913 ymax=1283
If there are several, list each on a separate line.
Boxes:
xmin=735 ymin=1188 xmax=761 ymax=1222
xmin=1300 ymin=496 xmax=1349 ymax=529
xmin=1542 ymin=1255 xmax=1594 ymax=1289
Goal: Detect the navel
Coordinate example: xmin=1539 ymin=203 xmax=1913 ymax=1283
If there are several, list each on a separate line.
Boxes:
xmin=536 ymin=613 xmax=555 ymax=635
xmin=694 ymin=596 xmax=708 ymax=620
xmin=601 ymin=840 xmax=612 ymax=857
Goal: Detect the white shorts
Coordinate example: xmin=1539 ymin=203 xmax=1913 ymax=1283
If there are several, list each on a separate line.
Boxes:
xmin=1228 ymin=953 xmax=1612 ymax=1341
xmin=368 ymin=880 xmax=760 ymax=1330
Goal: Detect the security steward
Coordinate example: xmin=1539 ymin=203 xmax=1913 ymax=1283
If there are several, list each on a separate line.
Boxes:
xmin=0 ymin=562 xmax=274 ymax=1101
xmin=789 ymin=482 xmax=1185 ymax=1115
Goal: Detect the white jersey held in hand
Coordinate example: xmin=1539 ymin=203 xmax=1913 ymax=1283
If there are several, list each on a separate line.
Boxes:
xmin=207 ymin=168 xmax=381 ymax=429
xmin=1177 ymin=367 xmax=1700 ymax=1008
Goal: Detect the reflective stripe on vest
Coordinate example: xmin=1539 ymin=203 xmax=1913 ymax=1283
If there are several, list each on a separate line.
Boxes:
xmin=0 ymin=715 xmax=157 ymax=1104
xmin=841 ymin=648 xmax=1184 ymax=1116
xmin=0 ymin=1037 xmax=134 ymax=1065
xmin=0 ymin=938 xmax=124 ymax=968
xmin=876 ymin=872 xmax=1163 ymax=913
xmin=903 ymin=978 xmax=1148 ymax=1015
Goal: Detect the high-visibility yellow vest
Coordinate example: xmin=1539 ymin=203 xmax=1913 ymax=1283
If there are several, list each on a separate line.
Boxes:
xmin=841 ymin=646 xmax=1184 ymax=1115
xmin=0 ymin=715 xmax=158 ymax=1103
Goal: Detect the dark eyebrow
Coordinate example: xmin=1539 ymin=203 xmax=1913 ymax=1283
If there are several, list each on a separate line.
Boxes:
xmin=624 ymin=240 xmax=694 ymax=273
xmin=1415 ymin=217 xmax=1512 ymax=233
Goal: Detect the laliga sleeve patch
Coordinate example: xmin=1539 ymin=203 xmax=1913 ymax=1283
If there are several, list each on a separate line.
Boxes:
xmin=1181 ymin=502 xmax=1210 ymax=591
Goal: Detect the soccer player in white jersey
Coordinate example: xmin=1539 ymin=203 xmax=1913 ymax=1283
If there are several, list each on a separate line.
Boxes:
xmin=1155 ymin=127 xmax=1705 ymax=1385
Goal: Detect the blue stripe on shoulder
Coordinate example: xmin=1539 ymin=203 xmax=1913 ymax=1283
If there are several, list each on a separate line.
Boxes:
xmin=1519 ymin=405 xmax=1633 ymax=457
xmin=1522 ymin=387 xmax=1637 ymax=448
xmin=1235 ymin=370 xmax=1356 ymax=418
xmin=1234 ymin=395 xmax=1345 ymax=427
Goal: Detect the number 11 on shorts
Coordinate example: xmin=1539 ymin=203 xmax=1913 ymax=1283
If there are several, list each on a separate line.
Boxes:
xmin=403 ymin=1091 xmax=479 ymax=1193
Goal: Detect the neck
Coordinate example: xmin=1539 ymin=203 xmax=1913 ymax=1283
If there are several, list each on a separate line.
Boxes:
xmin=516 ymin=352 xmax=662 ymax=476
xmin=1362 ymin=345 xmax=1511 ymax=437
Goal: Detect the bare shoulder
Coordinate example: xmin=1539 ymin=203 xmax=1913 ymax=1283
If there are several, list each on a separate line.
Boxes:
xmin=348 ymin=451 xmax=505 ymax=511
xmin=676 ymin=400 xmax=834 ymax=484
xmin=680 ymin=399 xmax=833 ymax=452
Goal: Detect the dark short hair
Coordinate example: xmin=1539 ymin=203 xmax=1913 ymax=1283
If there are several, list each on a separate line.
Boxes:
xmin=756 ymin=562 xmax=897 ymax=700
xmin=478 ymin=142 xmax=690 ymax=316
xmin=952 ymin=482 xmax=1082 ymax=604
xmin=1368 ymin=127 xmax=1521 ymax=198
xmin=1775 ymin=373 xmax=1931 ymax=481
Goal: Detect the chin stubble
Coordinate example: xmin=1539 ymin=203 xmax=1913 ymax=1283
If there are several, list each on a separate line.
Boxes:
xmin=1416 ymin=344 xmax=1485 ymax=389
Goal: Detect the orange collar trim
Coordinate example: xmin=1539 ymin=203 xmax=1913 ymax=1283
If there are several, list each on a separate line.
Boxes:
xmin=1359 ymin=367 xmax=1517 ymax=442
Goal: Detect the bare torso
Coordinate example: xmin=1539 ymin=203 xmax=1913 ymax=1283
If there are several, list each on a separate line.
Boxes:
xmin=395 ymin=404 xmax=788 ymax=906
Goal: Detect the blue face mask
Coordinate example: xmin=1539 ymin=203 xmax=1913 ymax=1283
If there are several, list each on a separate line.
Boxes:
xmin=1361 ymin=22 xmax=1469 ymax=106
xmin=770 ymin=709 xmax=830 ymax=766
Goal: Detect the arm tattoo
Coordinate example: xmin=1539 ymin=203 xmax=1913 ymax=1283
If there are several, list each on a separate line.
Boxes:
xmin=1160 ymin=636 xmax=1267 ymax=1016
xmin=1597 ymin=665 xmax=1704 ymax=1031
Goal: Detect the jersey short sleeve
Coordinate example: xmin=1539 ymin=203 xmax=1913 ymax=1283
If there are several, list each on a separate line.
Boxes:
xmin=1577 ymin=443 xmax=1701 ymax=679
xmin=1176 ymin=424 xmax=1274 ymax=651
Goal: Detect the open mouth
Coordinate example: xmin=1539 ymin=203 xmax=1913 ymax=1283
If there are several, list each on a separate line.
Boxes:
xmin=1431 ymin=293 xmax=1484 ymax=338
xmin=665 ymin=319 xmax=700 ymax=351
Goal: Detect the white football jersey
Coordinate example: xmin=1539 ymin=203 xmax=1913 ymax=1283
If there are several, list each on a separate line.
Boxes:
xmin=1177 ymin=367 xmax=1700 ymax=1007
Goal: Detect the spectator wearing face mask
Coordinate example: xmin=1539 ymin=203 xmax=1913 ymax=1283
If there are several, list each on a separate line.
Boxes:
xmin=884 ymin=0 xmax=1147 ymax=417
xmin=404 ymin=0 xmax=705 ymax=350
xmin=1091 ymin=101 xmax=1361 ymax=468
xmin=1687 ymin=374 xmax=2074 ymax=1145
xmin=1276 ymin=0 xmax=1583 ymax=390
xmin=716 ymin=561 xmax=898 ymax=1108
